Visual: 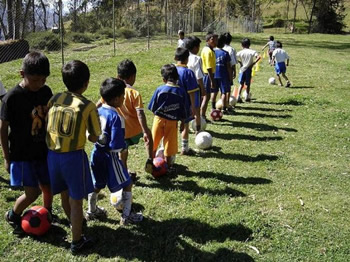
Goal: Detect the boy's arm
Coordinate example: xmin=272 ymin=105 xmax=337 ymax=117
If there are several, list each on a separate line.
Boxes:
xmin=286 ymin=58 xmax=289 ymax=66
xmin=207 ymin=68 xmax=216 ymax=89
xmin=88 ymin=134 xmax=98 ymax=143
xmin=262 ymin=43 xmax=268 ymax=50
xmin=0 ymin=120 xmax=10 ymax=173
xmin=198 ymin=78 xmax=205 ymax=96
xmin=137 ymin=110 xmax=153 ymax=159
xmin=227 ymin=61 xmax=233 ymax=83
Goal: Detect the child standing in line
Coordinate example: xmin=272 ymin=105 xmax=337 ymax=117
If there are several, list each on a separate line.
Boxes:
xmin=262 ymin=36 xmax=277 ymax=65
xmin=178 ymin=30 xmax=185 ymax=48
xmin=148 ymin=64 xmax=189 ymax=170
xmin=214 ymin=34 xmax=232 ymax=114
xmin=201 ymin=32 xmax=218 ymax=119
xmin=87 ymin=78 xmax=143 ymax=225
xmin=184 ymin=36 xmax=206 ymax=123
xmin=115 ymin=59 xmax=153 ymax=180
xmin=175 ymin=47 xmax=200 ymax=155
xmin=1 ymin=51 xmax=54 ymax=234
xmin=222 ymin=32 xmax=237 ymax=86
xmin=46 ymin=60 xmax=101 ymax=254
xmin=272 ymin=41 xmax=291 ymax=87
xmin=236 ymin=38 xmax=261 ymax=102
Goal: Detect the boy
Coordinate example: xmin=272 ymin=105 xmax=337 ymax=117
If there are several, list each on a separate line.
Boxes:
xmin=222 ymin=32 xmax=237 ymax=85
xmin=178 ymin=30 xmax=185 ymax=48
xmin=0 ymin=51 xmax=54 ymax=234
xmin=46 ymin=60 xmax=101 ymax=254
xmin=148 ymin=64 xmax=189 ymax=169
xmin=214 ymin=34 xmax=232 ymax=113
xmin=236 ymin=38 xmax=261 ymax=102
xmin=184 ymin=36 xmax=206 ymax=119
xmin=272 ymin=41 xmax=291 ymax=87
xmin=87 ymin=78 xmax=143 ymax=225
xmin=115 ymin=59 xmax=153 ymax=180
xmin=201 ymin=32 xmax=218 ymax=119
xmin=262 ymin=36 xmax=276 ymax=65
xmin=175 ymin=47 xmax=200 ymax=155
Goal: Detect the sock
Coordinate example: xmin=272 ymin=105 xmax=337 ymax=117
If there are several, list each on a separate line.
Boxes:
xmin=182 ymin=139 xmax=189 ymax=152
xmin=122 ymin=191 xmax=132 ymax=218
xmin=211 ymin=102 xmax=216 ymax=110
xmin=88 ymin=192 xmax=97 ymax=213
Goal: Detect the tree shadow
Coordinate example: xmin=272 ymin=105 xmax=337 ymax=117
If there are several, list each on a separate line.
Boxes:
xmin=254 ymin=100 xmax=304 ymax=106
xmin=235 ymin=105 xmax=292 ymax=112
xmin=83 ymin=218 xmax=254 ymax=261
xmin=288 ymin=85 xmax=314 ymax=89
xmin=197 ymin=150 xmax=279 ymax=162
xmin=209 ymin=130 xmax=283 ymax=142
xmin=233 ymin=111 xmax=292 ymax=119
xmin=219 ymin=120 xmax=297 ymax=132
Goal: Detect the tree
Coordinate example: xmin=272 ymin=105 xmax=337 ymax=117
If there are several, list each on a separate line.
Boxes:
xmin=313 ymin=0 xmax=346 ymax=33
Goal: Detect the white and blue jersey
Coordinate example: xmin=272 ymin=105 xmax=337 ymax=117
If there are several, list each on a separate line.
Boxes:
xmin=91 ymin=104 xmax=131 ymax=193
xmin=214 ymin=48 xmax=231 ymax=93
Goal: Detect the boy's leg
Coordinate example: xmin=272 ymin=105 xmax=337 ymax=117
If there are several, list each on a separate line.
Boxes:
xmin=282 ymin=73 xmax=290 ymax=87
xmin=13 ymin=186 xmax=41 ymax=215
xmin=40 ymin=184 xmax=53 ymax=210
xmin=120 ymin=149 xmax=128 ymax=171
xmin=151 ymin=116 xmax=163 ymax=157
xmin=61 ymin=190 xmax=71 ymax=220
xmin=181 ymin=123 xmax=195 ymax=155
xmin=277 ymin=74 xmax=283 ymax=86
xmin=69 ymin=197 xmax=84 ymax=242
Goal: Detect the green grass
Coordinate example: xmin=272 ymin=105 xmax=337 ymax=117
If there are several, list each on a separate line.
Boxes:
xmin=0 ymin=33 xmax=350 ymax=261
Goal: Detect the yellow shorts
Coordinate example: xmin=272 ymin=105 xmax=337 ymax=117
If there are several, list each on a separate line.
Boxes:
xmin=152 ymin=115 xmax=178 ymax=157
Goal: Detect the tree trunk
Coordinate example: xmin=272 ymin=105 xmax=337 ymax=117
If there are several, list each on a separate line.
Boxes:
xmin=40 ymin=0 xmax=47 ymax=30
xmin=292 ymin=0 xmax=298 ymax=33
xmin=285 ymin=0 xmax=290 ymax=33
xmin=14 ymin=0 xmax=21 ymax=39
xmin=7 ymin=0 xmax=13 ymax=39
xmin=164 ymin=0 xmax=168 ymax=34
xmin=22 ymin=0 xmax=32 ymax=38
xmin=32 ymin=0 xmax=35 ymax=32
xmin=307 ymin=0 xmax=317 ymax=34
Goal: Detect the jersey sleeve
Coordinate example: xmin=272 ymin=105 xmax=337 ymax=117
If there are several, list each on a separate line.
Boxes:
xmin=132 ymin=89 xmax=144 ymax=111
xmin=148 ymin=88 xmax=159 ymax=113
xmin=186 ymin=70 xmax=200 ymax=94
xmin=109 ymin=115 xmax=126 ymax=150
xmin=87 ymin=103 xmax=102 ymax=137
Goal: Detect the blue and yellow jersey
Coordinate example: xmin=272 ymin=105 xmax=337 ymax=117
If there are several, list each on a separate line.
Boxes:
xmin=201 ymin=46 xmax=216 ymax=74
xmin=46 ymin=91 xmax=101 ymax=152
xmin=176 ymin=64 xmax=199 ymax=94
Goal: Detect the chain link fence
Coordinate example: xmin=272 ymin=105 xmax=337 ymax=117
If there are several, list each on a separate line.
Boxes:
xmin=0 ymin=0 xmax=263 ymax=66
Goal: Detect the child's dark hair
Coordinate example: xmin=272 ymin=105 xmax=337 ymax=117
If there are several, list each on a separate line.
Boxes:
xmin=62 ymin=60 xmax=90 ymax=92
xmin=175 ymin=47 xmax=189 ymax=62
xmin=178 ymin=30 xmax=184 ymax=37
xmin=22 ymin=51 xmax=50 ymax=76
xmin=241 ymin=38 xmax=251 ymax=48
xmin=223 ymin=32 xmax=232 ymax=45
xmin=161 ymin=64 xmax=179 ymax=83
xmin=184 ymin=36 xmax=201 ymax=51
xmin=269 ymin=36 xmax=274 ymax=41
xmin=276 ymin=41 xmax=282 ymax=48
xmin=117 ymin=59 xmax=137 ymax=80
xmin=205 ymin=32 xmax=218 ymax=42
xmin=217 ymin=34 xmax=226 ymax=48
xmin=100 ymin=78 xmax=126 ymax=103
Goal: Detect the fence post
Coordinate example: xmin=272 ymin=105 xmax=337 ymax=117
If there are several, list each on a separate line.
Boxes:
xmin=113 ymin=0 xmax=116 ymax=56
xmin=59 ymin=0 xmax=64 ymax=66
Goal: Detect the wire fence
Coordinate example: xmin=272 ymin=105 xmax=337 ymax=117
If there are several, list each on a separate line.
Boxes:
xmin=0 ymin=0 xmax=263 ymax=66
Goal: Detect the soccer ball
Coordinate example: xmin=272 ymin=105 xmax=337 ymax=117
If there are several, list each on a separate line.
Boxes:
xmin=229 ymin=96 xmax=237 ymax=107
xmin=268 ymin=77 xmax=276 ymax=85
xmin=21 ymin=206 xmax=52 ymax=236
xmin=190 ymin=116 xmax=207 ymax=132
xmin=152 ymin=157 xmax=168 ymax=178
xmin=243 ymin=91 xmax=252 ymax=100
xmin=195 ymin=131 xmax=213 ymax=150
xmin=110 ymin=189 xmax=124 ymax=211
xmin=210 ymin=109 xmax=223 ymax=121
xmin=215 ymin=99 xmax=223 ymax=110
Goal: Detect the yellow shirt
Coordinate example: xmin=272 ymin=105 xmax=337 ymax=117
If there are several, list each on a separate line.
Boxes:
xmin=201 ymin=46 xmax=216 ymax=74
xmin=116 ymin=86 xmax=143 ymax=139
xmin=46 ymin=91 xmax=101 ymax=152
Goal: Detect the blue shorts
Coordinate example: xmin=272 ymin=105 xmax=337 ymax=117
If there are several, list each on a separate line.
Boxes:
xmin=215 ymin=78 xmax=230 ymax=94
xmin=204 ymin=74 xmax=218 ymax=94
xmin=238 ymin=68 xmax=252 ymax=86
xmin=10 ymin=160 xmax=50 ymax=187
xmin=193 ymin=90 xmax=201 ymax=108
xmin=275 ymin=62 xmax=286 ymax=75
xmin=47 ymin=149 xmax=94 ymax=200
xmin=91 ymin=149 xmax=132 ymax=193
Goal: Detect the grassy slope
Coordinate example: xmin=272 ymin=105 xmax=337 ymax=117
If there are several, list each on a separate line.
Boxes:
xmin=0 ymin=33 xmax=349 ymax=261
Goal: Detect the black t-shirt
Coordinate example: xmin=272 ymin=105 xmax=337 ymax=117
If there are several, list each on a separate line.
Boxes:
xmin=0 ymin=84 xmax=53 ymax=161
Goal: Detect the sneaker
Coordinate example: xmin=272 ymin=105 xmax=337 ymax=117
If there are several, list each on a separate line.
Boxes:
xmin=181 ymin=148 xmax=197 ymax=156
xmin=286 ymin=82 xmax=291 ymax=88
xmin=85 ymin=206 xmax=107 ymax=221
xmin=144 ymin=158 xmax=154 ymax=174
xmin=71 ymin=235 xmax=94 ymax=255
xmin=237 ymin=97 xmax=243 ymax=103
xmin=120 ymin=212 xmax=143 ymax=226
xmin=5 ymin=210 xmax=23 ymax=235
xmin=244 ymin=97 xmax=251 ymax=102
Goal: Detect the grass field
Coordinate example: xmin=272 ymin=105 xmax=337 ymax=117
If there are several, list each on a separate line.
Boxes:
xmin=0 ymin=32 xmax=349 ymax=261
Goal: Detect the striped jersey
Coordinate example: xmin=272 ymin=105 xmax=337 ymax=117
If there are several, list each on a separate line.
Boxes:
xmin=46 ymin=91 xmax=101 ymax=152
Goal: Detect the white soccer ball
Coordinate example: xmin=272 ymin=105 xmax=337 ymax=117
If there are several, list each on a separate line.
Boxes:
xmin=268 ymin=77 xmax=276 ymax=85
xmin=243 ymin=90 xmax=252 ymax=100
xmin=110 ymin=189 xmax=123 ymax=211
xmin=215 ymin=99 xmax=223 ymax=110
xmin=195 ymin=131 xmax=213 ymax=150
xmin=229 ymin=96 xmax=237 ymax=107
xmin=190 ymin=116 xmax=207 ymax=132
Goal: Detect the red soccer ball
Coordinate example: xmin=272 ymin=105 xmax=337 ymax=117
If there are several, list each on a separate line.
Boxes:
xmin=21 ymin=206 xmax=52 ymax=236
xmin=152 ymin=157 xmax=168 ymax=178
xmin=210 ymin=109 xmax=223 ymax=121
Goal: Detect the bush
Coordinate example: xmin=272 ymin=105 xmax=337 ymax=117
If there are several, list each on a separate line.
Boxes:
xmin=96 ymin=28 xmax=115 ymax=39
xmin=118 ymin=27 xmax=136 ymax=39
xmin=69 ymin=32 xmax=95 ymax=43
xmin=273 ymin=19 xmax=285 ymax=28
xmin=26 ymin=31 xmax=61 ymax=51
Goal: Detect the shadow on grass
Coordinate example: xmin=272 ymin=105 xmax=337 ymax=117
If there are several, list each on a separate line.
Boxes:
xmin=209 ymin=130 xmax=283 ymax=142
xmin=25 ymin=224 xmax=69 ymax=249
xmin=84 ymin=218 xmax=254 ymax=261
xmin=254 ymin=100 xmax=305 ymax=106
xmin=288 ymin=85 xmax=314 ymax=89
xmin=235 ymin=105 xmax=292 ymax=112
xmin=233 ymin=111 xmax=292 ymax=119
xmin=218 ymin=120 xmax=297 ymax=132
xmin=198 ymin=150 xmax=279 ymax=162
xmin=0 ymin=175 xmax=10 ymax=188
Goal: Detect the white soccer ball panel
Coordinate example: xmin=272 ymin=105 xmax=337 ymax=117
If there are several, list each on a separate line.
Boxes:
xmin=190 ymin=117 xmax=207 ymax=132
xmin=155 ymin=148 xmax=165 ymax=159
xmin=195 ymin=131 xmax=213 ymax=149
xmin=229 ymin=96 xmax=237 ymax=107
xmin=215 ymin=99 xmax=223 ymax=109
xmin=268 ymin=77 xmax=276 ymax=85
